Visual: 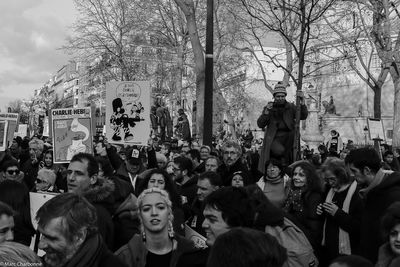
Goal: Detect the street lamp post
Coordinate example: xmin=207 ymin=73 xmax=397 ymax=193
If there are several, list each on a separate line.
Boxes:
xmin=203 ymin=0 xmax=214 ymax=146
xmin=364 ymin=126 xmax=369 ymax=146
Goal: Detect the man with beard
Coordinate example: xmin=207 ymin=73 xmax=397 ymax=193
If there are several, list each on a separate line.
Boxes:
xmin=172 ymin=156 xmax=196 ymax=205
xmin=36 ymin=193 xmax=127 ymax=267
xmin=257 ymin=82 xmax=308 ymax=173
xmin=345 ymin=147 xmax=400 ymax=263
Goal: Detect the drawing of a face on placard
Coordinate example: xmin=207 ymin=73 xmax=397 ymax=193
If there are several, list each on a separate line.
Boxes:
xmin=109 ymin=82 xmax=146 ymax=142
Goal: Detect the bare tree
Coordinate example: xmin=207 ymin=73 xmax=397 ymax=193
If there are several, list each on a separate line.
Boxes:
xmin=64 ymin=0 xmax=146 ymax=81
xmin=238 ymin=0 xmax=336 ymax=159
xmin=173 ymin=0 xmax=207 ymax=141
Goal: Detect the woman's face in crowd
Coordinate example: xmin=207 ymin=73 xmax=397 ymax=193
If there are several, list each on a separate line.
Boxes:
xmin=140 ymin=192 xmax=170 ymax=234
xmin=44 ymin=153 xmax=53 ymax=167
xmin=231 ymin=175 xmax=244 ymax=187
xmin=266 ymin=163 xmax=281 ymax=179
xmin=36 ymin=174 xmax=52 ymax=192
xmin=293 ymin=166 xmax=307 ymax=188
xmin=148 ymin=173 xmax=166 ymax=190
xmin=390 ymin=224 xmax=400 ymax=256
xmin=323 ymin=170 xmax=339 ymax=189
xmin=4 ymin=166 xmax=22 ymax=183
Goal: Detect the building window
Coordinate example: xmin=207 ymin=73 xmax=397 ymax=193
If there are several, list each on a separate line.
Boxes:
xmin=331 ymin=60 xmax=340 ymax=73
xmin=372 ymin=54 xmax=381 ymax=68
xmin=75 ymin=99 xmax=78 ymax=105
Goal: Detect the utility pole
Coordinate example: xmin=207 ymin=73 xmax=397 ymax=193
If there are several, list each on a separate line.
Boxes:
xmin=203 ymin=0 xmax=214 ymax=146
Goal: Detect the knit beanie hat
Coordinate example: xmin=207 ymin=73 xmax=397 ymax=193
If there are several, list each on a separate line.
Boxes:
xmin=273 ymin=82 xmax=287 ymax=96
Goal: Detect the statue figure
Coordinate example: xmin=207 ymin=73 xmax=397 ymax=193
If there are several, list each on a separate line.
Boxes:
xmin=322 ymin=96 xmax=337 ymax=115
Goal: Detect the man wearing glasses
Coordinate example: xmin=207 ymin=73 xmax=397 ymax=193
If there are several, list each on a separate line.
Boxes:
xmin=218 ymin=141 xmax=251 ymax=186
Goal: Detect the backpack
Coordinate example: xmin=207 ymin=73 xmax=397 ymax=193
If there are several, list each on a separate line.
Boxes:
xmin=265 ymin=217 xmax=318 ymax=267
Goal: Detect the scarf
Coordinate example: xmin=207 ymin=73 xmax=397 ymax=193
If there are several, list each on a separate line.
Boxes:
xmin=283 ymin=187 xmax=306 ymax=213
xmin=321 ymin=180 xmax=357 ymax=255
xmin=64 ymin=233 xmax=103 ymax=267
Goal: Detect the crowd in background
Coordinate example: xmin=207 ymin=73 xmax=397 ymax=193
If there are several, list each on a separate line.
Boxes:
xmin=0 ymin=129 xmax=400 ymax=267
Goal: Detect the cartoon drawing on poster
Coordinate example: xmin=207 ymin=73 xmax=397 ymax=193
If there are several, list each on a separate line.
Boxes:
xmin=52 ymin=108 xmax=93 ymax=163
xmin=106 ymin=81 xmax=150 ymax=146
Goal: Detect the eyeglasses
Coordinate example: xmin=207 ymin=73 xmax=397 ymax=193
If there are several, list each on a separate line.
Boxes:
xmin=324 ymin=176 xmax=337 ymax=181
xmin=6 ymin=170 xmax=20 ymax=175
xmin=36 ymin=178 xmax=47 ymax=184
xmin=173 ymin=167 xmax=181 ymax=172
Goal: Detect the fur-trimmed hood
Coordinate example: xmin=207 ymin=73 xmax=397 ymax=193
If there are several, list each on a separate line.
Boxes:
xmin=83 ymin=177 xmax=115 ymax=205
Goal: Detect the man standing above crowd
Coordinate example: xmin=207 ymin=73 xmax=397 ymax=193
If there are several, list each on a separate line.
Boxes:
xmin=345 ymin=147 xmax=400 ymax=263
xmin=257 ymin=82 xmax=308 ymax=173
xmin=218 ymin=141 xmax=251 ymax=186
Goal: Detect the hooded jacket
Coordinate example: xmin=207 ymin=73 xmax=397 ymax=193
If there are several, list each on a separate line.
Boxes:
xmin=83 ymin=178 xmax=116 ymax=250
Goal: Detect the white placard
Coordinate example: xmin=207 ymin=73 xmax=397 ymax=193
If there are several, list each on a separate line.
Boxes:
xmin=106 ymin=81 xmax=151 ymax=146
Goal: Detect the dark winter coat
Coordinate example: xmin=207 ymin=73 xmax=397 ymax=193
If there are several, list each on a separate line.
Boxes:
xmin=257 ymin=101 xmax=308 ymax=173
xmin=176 ymin=175 xmax=198 ymax=206
xmin=48 ymin=233 xmax=128 ymax=267
xmin=20 ymin=158 xmax=41 ymax=191
xmin=218 ymin=159 xmax=252 ymax=186
xmin=358 ymin=171 xmax=400 ymax=263
xmin=115 ymin=234 xmax=196 ymax=267
xmin=285 ymin=191 xmax=324 ymax=250
xmin=83 ymin=178 xmax=116 ymax=250
xmin=376 ymin=243 xmax=400 ymax=267
xmin=320 ymin=185 xmax=364 ymax=264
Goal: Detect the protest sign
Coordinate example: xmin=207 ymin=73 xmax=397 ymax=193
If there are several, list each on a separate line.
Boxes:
xmin=29 ymin=192 xmax=58 ymax=230
xmin=367 ymin=118 xmax=386 ymax=141
xmin=106 ymin=81 xmax=151 ymax=146
xmin=51 ymin=108 xmax=93 ymax=163
xmin=0 ymin=121 xmax=8 ymax=151
xmin=15 ymin=124 xmax=28 ymax=138
xmin=0 ymin=113 xmax=18 ymax=148
xmin=185 ymin=224 xmax=207 ymax=248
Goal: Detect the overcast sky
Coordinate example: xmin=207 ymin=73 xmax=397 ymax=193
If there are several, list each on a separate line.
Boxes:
xmin=0 ymin=0 xmax=77 ymax=111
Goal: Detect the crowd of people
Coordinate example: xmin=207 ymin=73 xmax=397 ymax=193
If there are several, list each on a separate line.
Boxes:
xmin=0 ymin=130 xmax=400 ymax=267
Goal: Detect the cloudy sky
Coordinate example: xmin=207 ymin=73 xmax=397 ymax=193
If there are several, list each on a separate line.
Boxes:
xmin=0 ymin=0 xmax=77 ymax=111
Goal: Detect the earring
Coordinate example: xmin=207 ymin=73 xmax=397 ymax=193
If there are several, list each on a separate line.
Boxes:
xmin=168 ymin=220 xmax=174 ymax=239
xmin=142 ymin=231 xmax=146 ymax=242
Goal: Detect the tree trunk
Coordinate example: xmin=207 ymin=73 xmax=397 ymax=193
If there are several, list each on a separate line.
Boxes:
xmin=174 ymin=0 xmax=205 ymax=143
xmin=373 ymin=85 xmax=382 ymax=119
xmin=392 ymin=76 xmax=400 ymax=146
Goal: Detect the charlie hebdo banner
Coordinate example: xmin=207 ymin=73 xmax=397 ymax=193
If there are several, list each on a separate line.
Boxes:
xmin=51 ymin=108 xmax=93 ymax=163
xmin=106 ymin=81 xmax=151 ymax=146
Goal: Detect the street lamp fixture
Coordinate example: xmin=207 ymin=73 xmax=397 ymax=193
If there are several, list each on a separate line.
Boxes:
xmin=363 ymin=126 xmax=369 ymax=145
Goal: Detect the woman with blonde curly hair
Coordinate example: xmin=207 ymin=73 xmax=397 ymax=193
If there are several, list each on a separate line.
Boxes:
xmin=115 ymin=188 xmax=196 ymax=267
